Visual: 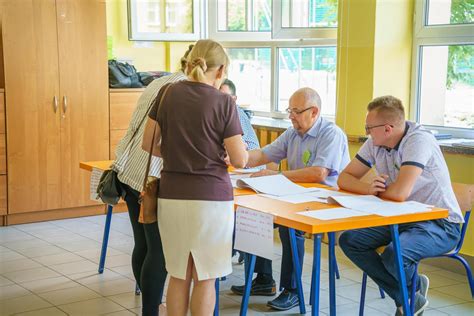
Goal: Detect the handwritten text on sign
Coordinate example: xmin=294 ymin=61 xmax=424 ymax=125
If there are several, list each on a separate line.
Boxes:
xmin=234 ymin=206 xmax=274 ymax=260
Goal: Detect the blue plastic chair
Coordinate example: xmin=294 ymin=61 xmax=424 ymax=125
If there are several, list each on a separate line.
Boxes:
xmin=359 ymin=183 xmax=474 ymax=316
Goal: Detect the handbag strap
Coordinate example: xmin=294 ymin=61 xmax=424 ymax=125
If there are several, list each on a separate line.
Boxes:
xmin=142 ymin=83 xmax=173 ymax=191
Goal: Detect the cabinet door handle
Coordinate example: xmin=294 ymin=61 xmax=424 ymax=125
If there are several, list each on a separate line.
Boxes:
xmin=62 ymin=95 xmax=68 ymax=118
xmin=53 ymin=95 xmax=58 ymax=113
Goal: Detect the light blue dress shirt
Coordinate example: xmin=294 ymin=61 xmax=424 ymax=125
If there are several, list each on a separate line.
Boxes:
xmin=237 ymin=106 xmax=260 ymax=150
xmin=261 ymin=117 xmax=350 ymax=187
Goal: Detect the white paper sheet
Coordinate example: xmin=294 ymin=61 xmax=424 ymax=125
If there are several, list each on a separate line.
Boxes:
xmin=232 ymin=167 xmax=263 ymax=174
xmin=90 ymin=168 xmax=103 ymax=202
xmin=328 ymin=195 xmax=433 ymax=217
xmin=259 ymin=193 xmax=326 ymax=204
xmin=234 ymin=207 xmax=274 ymax=260
xmin=230 ymin=173 xmax=251 ymax=188
xmin=297 ymin=207 xmax=369 ymax=220
xmin=236 ymin=174 xmax=318 ymax=196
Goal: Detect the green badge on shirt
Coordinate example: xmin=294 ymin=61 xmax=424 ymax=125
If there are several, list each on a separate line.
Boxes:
xmin=302 ymin=149 xmax=311 ymax=167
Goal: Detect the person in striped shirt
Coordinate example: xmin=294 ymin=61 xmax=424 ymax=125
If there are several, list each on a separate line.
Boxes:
xmin=112 ymin=45 xmax=193 ymax=316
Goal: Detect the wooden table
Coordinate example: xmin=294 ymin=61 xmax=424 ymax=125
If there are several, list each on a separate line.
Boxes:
xmin=79 ymin=160 xmax=256 ymax=274
xmin=234 ymin=192 xmax=448 ymax=316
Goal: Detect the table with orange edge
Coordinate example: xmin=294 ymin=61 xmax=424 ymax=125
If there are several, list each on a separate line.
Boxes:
xmin=79 ymin=161 xmax=255 ymax=274
xmin=234 ymin=186 xmax=449 ymax=316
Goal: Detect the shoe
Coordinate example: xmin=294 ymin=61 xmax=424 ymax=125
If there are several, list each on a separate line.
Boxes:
xmin=230 ymin=279 xmax=276 ymax=296
xmin=238 ymin=252 xmax=245 ymax=264
xmin=267 ymin=289 xmax=299 ymax=311
xmin=418 ymin=274 xmax=429 ymax=299
xmin=414 ymin=293 xmax=429 ymax=316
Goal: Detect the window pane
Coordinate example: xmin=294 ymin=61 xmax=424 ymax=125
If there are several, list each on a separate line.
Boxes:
xmin=133 ymin=0 xmax=194 ymax=34
xmin=426 ymin=0 xmax=473 ymax=26
xmin=281 ymin=0 xmax=337 ymax=28
xmin=419 ymin=45 xmax=473 ymax=129
xmin=278 ymin=47 xmax=337 ymax=117
xmin=217 ymin=0 xmax=271 ymax=32
xmin=227 ymin=48 xmax=271 ymax=112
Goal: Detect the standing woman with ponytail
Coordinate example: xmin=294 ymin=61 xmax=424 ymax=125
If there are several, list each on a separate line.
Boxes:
xmin=142 ymin=39 xmax=248 ymax=315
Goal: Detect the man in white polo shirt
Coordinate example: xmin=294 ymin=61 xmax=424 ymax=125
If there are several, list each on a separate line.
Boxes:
xmin=338 ymin=95 xmax=463 ymax=316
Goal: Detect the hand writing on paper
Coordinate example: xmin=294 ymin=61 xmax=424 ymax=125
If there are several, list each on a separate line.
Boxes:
xmin=368 ymin=174 xmax=389 ymax=195
xmin=250 ymin=169 xmax=278 ymax=178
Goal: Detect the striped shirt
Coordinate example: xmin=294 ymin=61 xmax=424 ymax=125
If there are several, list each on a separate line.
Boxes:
xmin=112 ymin=72 xmax=187 ymax=192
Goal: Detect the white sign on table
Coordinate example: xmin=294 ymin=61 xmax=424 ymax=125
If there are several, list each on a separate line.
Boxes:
xmin=234 ymin=206 xmax=274 ymax=260
xmin=90 ymin=167 xmax=104 ymax=202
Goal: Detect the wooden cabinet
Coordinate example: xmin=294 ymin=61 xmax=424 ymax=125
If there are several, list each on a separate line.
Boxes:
xmin=109 ymin=89 xmax=144 ymax=159
xmin=2 ymin=0 xmax=108 ymax=214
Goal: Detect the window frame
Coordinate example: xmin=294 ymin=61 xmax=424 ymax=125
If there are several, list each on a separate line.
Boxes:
xmin=224 ymin=39 xmax=337 ymax=119
xmin=410 ymin=0 xmax=474 ymax=138
xmin=128 ymin=0 xmax=204 ymax=41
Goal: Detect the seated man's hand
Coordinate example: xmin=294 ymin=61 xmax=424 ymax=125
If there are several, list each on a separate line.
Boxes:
xmin=368 ymin=174 xmax=388 ymax=195
xmin=250 ymin=169 xmax=279 ymax=178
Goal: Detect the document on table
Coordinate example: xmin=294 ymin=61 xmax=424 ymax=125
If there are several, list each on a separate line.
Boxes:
xmin=258 ymin=188 xmax=352 ymax=204
xmin=328 ymin=195 xmax=433 ymax=217
xmin=297 ymin=207 xmax=369 ymax=220
xmin=230 ymin=173 xmax=251 ymax=188
xmin=90 ymin=167 xmax=103 ymax=202
xmin=236 ymin=174 xmax=317 ymax=196
xmin=232 ymin=167 xmax=262 ymax=174
xmin=234 ymin=206 xmax=274 ymax=260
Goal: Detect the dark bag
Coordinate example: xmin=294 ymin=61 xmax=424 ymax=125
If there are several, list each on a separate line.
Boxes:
xmin=108 ymin=60 xmax=143 ymax=88
xmin=96 ymin=169 xmax=123 ymax=205
xmin=138 ymin=83 xmax=173 ymax=224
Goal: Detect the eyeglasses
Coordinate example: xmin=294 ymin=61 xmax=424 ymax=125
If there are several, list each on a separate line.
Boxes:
xmin=285 ymin=107 xmax=314 ymax=115
xmin=364 ymin=124 xmax=394 ymax=134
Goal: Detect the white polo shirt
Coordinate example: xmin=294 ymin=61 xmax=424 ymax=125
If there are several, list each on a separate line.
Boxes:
xmin=356 ymin=121 xmax=463 ymax=223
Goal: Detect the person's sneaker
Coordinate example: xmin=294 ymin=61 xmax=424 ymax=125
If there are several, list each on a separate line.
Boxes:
xmin=267 ymin=289 xmax=299 ymax=311
xmin=414 ymin=293 xmax=429 ymax=316
xmin=418 ymin=274 xmax=429 ymax=299
xmin=230 ymin=279 xmax=276 ymax=296
xmin=238 ymin=252 xmax=245 ymax=264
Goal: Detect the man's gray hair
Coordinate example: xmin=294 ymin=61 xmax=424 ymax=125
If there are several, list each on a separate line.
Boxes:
xmin=294 ymin=87 xmax=322 ymax=110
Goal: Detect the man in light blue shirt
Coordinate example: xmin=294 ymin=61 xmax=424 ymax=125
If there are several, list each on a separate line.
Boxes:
xmin=230 ymin=87 xmax=350 ymax=311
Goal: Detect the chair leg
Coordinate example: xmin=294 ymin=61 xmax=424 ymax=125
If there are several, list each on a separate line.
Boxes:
xmin=359 ymin=272 xmax=368 ymax=316
xmin=334 ymin=256 xmax=341 ymax=280
xmin=214 ymin=278 xmax=219 ymax=316
xmin=378 ymin=286 xmax=385 ymax=299
xmin=451 ymin=254 xmax=474 ymax=298
xmin=410 ymin=270 xmax=418 ymax=315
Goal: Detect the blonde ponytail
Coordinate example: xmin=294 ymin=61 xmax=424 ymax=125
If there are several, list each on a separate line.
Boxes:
xmin=186 ymin=39 xmax=230 ymax=83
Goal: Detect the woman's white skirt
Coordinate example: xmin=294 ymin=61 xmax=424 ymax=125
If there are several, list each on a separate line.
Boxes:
xmin=157 ymin=198 xmax=234 ymax=281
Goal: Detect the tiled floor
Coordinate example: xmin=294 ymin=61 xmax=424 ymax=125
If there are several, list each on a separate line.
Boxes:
xmin=0 ymin=212 xmax=472 ymax=315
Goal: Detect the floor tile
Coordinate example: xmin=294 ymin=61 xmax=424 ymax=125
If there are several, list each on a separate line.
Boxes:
xmin=85 ymin=277 xmax=136 ymax=296
xmin=20 ymin=276 xmax=79 ymax=294
xmin=58 ymin=297 xmax=124 ymax=315
xmin=107 ymin=291 xmax=142 ymax=309
xmin=49 ymin=259 xmax=98 ymax=275
xmin=2 ymin=266 xmax=61 ymax=283
xmin=0 ymin=294 xmax=51 ymax=315
xmin=437 ymin=302 xmax=474 ymax=315
xmin=0 ymin=284 xmax=32 ymax=300
xmin=14 ymin=306 xmax=68 ymax=316
xmin=0 ymin=258 xmax=42 ymax=274
xmin=435 ymin=283 xmax=474 ymax=301
xmin=38 ymin=284 xmax=101 ymax=305
xmin=0 ymin=250 xmax=27 ymax=262
xmin=33 ymin=252 xmax=85 ymax=266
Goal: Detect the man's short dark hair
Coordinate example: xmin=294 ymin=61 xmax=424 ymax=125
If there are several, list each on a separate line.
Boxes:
xmin=222 ymin=79 xmax=236 ymax=96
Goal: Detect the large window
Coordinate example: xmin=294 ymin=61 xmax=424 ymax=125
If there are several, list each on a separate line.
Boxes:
xmin=128 ymin=0 xmax=202 ymax=41
xmin=211 ymin=0 xmax=338 ymax=119
xmin=412 ymin=0 xmax=473 ymax=138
